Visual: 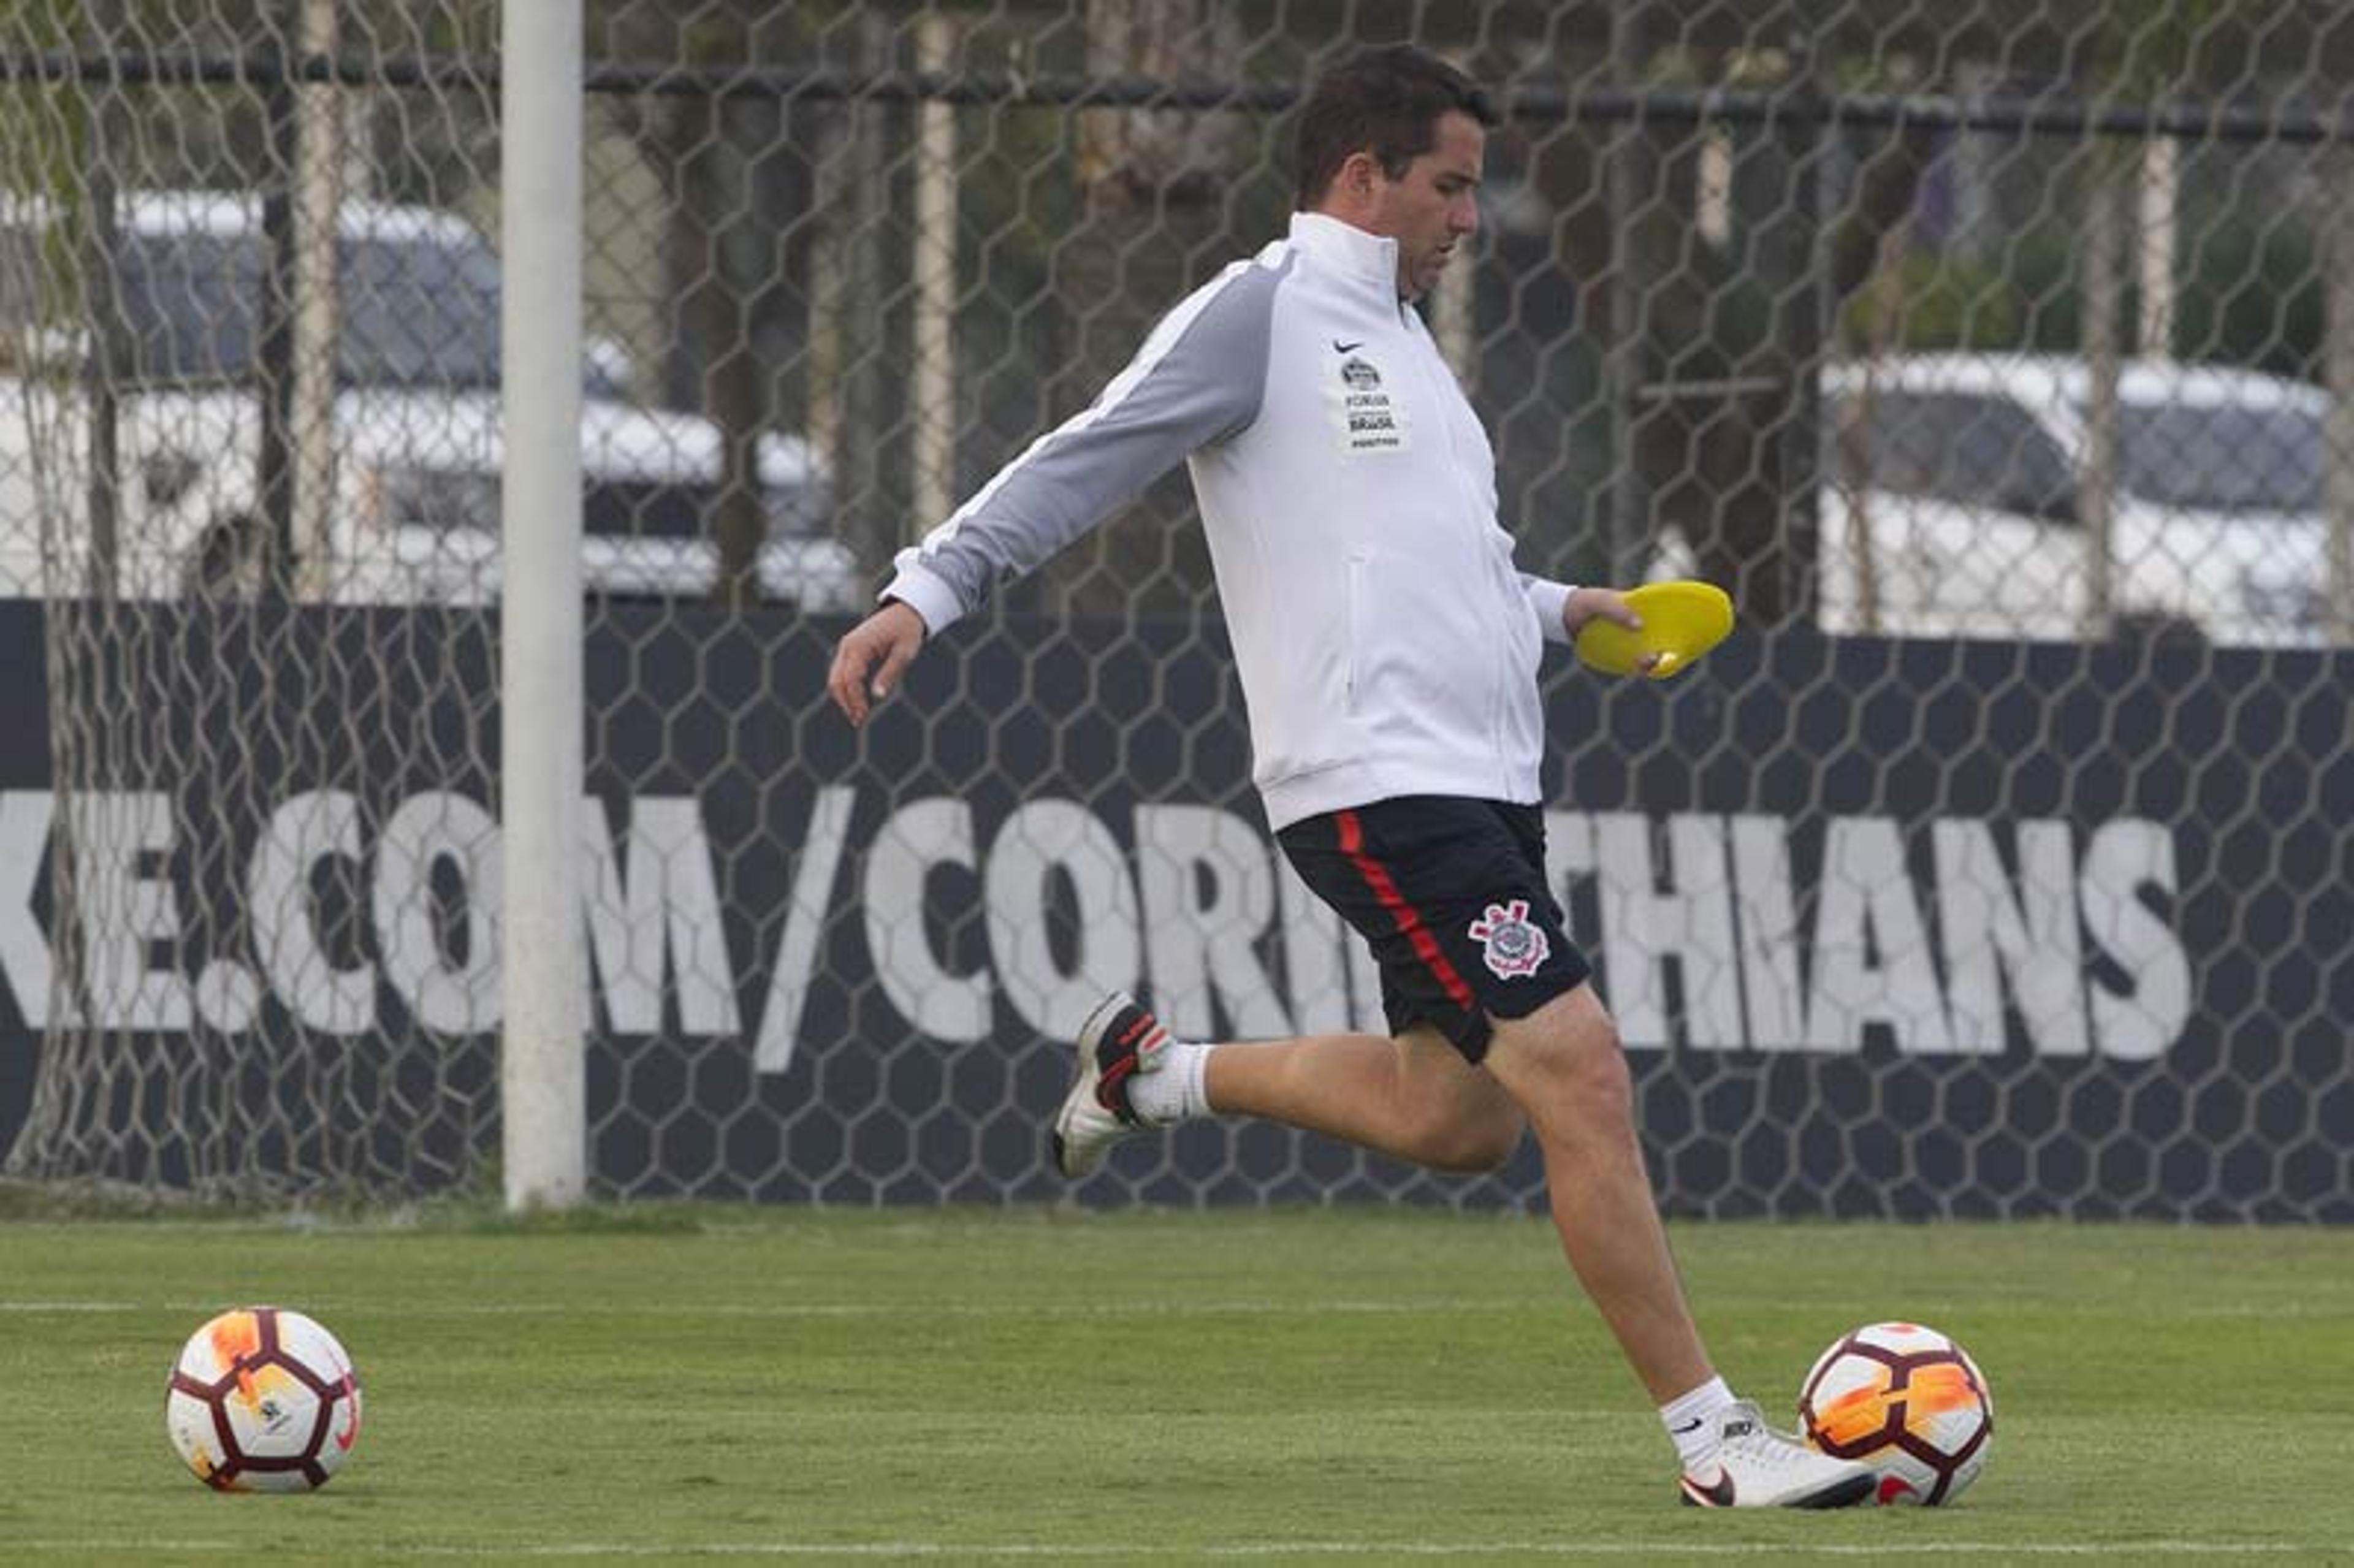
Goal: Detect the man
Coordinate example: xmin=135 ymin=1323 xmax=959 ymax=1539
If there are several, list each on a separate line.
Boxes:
xmin=828 ymin=44 xmax=1872 ymax=1510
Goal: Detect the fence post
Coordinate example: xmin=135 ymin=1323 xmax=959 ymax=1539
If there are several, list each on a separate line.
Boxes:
xmin=289 ymin=0 xmax=343 ymax=602
xmin=2326 ymin=145 xmax=2354 ymax=645
xmin=910 ymin=9 xmax=960 ymax=540
xmin=500 ymin=0 xmax=585 ymax=1211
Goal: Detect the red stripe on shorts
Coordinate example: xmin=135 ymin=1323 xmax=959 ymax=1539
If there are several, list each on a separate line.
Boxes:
xmin=1335 ymin=808 xmax=1478 ymax=1012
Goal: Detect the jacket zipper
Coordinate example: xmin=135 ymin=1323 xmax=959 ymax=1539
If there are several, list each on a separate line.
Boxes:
xmin=1344 ymin=552 xmax=1368 ymax=716
xmin=1407 ymin=322 xmax=1517 ymax=783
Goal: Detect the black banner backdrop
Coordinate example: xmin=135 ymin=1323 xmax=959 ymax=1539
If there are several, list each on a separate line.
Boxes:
xmin=0 ymin=601 xmax=2346 ymax=1219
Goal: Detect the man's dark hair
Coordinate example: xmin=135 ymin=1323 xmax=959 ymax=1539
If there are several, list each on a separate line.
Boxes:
xmin=1293 ymin=45 xmax=1498 ymax=210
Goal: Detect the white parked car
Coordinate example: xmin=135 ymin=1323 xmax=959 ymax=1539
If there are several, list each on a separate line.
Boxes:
xmin=1812 ymin=354 xmax=2332 ymax=646
xmin=0 ymin=191 xmax=860 ymax=609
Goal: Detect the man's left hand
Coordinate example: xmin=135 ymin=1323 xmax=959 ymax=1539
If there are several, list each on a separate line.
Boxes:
xmin=1563 ymin=586 xmax=1664 ymax=676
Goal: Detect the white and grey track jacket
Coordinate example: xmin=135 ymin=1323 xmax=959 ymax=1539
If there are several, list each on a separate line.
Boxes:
xmin=882 ymin=210 xmax=1577 ymax=832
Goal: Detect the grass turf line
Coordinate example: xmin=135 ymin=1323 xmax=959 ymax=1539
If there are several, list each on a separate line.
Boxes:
xmin=0 ymin=1210 xmax=2346 ymax=1566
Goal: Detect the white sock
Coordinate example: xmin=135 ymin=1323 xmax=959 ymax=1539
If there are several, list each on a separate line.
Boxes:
xmin=1660 ymin=1376 xmax=1735 ymax=1473
xmin=1124 ymin=1039 xmax=1213 ymax=1124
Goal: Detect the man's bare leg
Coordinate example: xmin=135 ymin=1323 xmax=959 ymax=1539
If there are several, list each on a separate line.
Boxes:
xmin=1196 ymin=986 xmax=1704 ymax=1396
xmin=1122 ymin=986 xmax=1703 ymax=1396
xmin=1053 ymin=984 xmax=1873 ymax=1505
xmin=1477 ymin=983 xmax=1713 ymax=1403
xmin=1201 ymin=992 xmax=1707 ymax=1398
xmin=1203 ymin=1024 xmax=1523 ymax=1172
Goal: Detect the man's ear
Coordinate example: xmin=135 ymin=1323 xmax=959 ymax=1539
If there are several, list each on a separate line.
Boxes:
xmin=1338 ymin=148 xmax=1380 ymax=200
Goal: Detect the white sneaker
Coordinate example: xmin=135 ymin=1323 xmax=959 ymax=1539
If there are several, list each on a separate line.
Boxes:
xmin=1678 ymin=1399 xmax=1876 ymax=1509
xmin=1049 ymin=991 xmax=1170 ymax=1179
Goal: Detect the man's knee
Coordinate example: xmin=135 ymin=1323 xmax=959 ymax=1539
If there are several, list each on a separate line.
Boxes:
xmin=1391 ymin=1024 xmax=1525 ymax=1171
xmin=1414 ymin=1093 xmax=1526 ymax=1172
xmin=1483 ymin=986 xmax=1636 ymax=1127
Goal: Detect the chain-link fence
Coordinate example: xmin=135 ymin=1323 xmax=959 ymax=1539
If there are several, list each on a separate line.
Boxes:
xmin=1 ymin=2 xmax=2348 ymax=1217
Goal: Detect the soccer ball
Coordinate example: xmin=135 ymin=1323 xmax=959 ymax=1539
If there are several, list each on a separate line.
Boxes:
xmin=165 ymin=1307 xmax=363 ymax=1491
xmin=1799 ymin=1321 xmax=1992 ymax=1505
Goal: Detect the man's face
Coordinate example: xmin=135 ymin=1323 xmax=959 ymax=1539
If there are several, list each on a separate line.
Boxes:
xmin=1363 ymin=109 xmax=1485 ymax=301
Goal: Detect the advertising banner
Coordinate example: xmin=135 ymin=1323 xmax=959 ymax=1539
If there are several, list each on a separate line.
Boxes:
xmin=1 ymin=602 xmax=2345 ymax=1219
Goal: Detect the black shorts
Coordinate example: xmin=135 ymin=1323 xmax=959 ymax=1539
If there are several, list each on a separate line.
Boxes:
xmin=1276 ymin=796 xmax=1593 ymax=1063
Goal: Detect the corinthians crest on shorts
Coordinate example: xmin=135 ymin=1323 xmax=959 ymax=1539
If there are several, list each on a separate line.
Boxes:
xmin=1467 ymin=897 xmax=1549 ymax=980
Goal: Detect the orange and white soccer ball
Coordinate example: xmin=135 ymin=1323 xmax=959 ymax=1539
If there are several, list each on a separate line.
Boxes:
xmin=1799 ymin=1321 xmax=1992 ymax=1505
xmin=165 ymin=1307 xmax=364 ymax=1491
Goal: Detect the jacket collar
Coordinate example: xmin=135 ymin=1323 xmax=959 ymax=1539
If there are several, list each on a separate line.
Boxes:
xmin=1288 ymin=210 xmax=1404 ymax=302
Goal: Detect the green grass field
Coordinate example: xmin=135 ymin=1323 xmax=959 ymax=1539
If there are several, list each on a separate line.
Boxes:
xmin=2 ymin=1204 xmax=2347 ymax=1565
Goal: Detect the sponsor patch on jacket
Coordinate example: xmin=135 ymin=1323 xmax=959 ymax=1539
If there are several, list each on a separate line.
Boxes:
xmin=1468 ymin=898 xmax=1548 ymax=980
xmin=1327 ymin=354 xmax=1410 ymax=454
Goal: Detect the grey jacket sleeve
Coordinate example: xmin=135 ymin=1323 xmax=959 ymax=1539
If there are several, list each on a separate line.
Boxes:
xmin=1522 ymin=574 xmax=1577 ymax=644
xmin=882 ymin=256 xmax=1286 ymax=631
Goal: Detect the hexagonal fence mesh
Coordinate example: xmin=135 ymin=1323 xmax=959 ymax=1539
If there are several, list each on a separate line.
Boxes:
xmin=1 ymin=2 xmax=2347 ymax=1216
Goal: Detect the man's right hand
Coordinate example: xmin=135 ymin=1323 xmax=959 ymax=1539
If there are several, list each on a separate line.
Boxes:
xmin=826 ymin=599 xmax=928 ymax=727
